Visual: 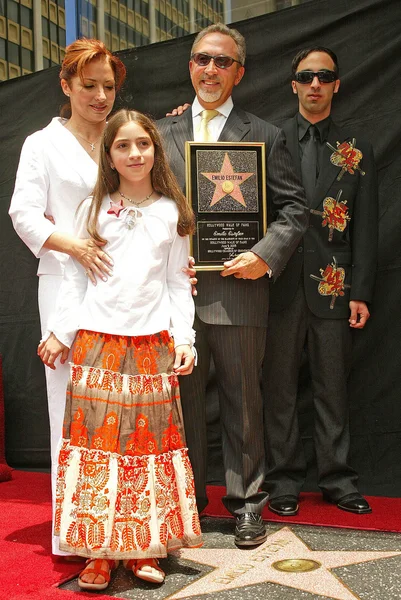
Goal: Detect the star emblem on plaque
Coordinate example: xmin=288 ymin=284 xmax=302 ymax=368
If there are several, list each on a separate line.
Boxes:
xmin=185 ymin=142 xmax=267 ymax=270
xmin=200 ymin=152 xmax=255 ymax=208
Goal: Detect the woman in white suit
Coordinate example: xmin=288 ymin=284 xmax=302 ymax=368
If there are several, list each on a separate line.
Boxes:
xmin=9 ymin=38 xmax=126 ymax=558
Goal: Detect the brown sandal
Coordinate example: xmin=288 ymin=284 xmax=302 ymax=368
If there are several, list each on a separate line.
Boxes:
xmin=78 ymin=558 xmax=118 ymax=590
xmin=125 ymin=558 xmax=165 ymax=583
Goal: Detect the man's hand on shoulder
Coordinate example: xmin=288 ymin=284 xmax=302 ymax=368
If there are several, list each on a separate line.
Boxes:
xmin=221 ymin=251 xmax=270 ymax=280
xmin=165 ymin=103 xmax=191 ymax=117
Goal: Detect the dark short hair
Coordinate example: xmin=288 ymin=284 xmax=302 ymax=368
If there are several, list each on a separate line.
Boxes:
xmin=291 ymin=46 xmax=339 ymax=78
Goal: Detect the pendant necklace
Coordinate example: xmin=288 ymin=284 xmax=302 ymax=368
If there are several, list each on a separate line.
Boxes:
xmin=70 ymin=129 xmax=100 ymax=152
xmin=118 ymin=189 xmax=154 ymax=206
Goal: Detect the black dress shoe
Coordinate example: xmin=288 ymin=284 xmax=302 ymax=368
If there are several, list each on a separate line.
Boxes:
xmin=234 ymin=512 xmax=267 ymax=547
xmin=268 ymin=495 xmax=299 ymax=516
xmin=324 ymin=492 xmax=372 ymax=514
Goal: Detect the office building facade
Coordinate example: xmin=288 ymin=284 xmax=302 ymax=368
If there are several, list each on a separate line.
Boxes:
xmin=0 ymin=0 xmax=311 ymax=81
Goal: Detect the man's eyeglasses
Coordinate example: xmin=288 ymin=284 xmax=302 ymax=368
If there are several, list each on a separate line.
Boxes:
xmin=294 ymin=70 xmax=338 ymax=84
xmin=191 ymin=52 xmax=242 ymax=69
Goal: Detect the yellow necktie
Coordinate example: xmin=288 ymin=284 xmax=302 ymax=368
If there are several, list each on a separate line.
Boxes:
xmin=198 ymin=109 xmax=219 ymax=142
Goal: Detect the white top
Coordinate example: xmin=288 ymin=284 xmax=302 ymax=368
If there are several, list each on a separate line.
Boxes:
xmin=48 ymin=195 xmax=195 ymax=349
xmin=9 ymin=117 xmax=99 ymax=276
xmin=192 ymin=96 xmax=233 ymax=142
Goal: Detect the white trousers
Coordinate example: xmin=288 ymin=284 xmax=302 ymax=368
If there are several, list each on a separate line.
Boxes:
xmin=38 ymin=274 xmax=71 ymax=556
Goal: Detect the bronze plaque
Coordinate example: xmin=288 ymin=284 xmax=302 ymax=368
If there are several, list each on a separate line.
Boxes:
xmin=185 ymin=142 xmax=267 ymax=270
xmin=272 ymin=559 xmax=321 ymax=573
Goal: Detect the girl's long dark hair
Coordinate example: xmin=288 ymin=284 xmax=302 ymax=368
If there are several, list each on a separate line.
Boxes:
xmin=86 ymin=109 xmax=195 ymax=243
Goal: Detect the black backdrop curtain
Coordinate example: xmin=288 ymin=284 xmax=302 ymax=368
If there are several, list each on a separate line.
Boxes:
xmin=0 ymin=0 xmax=400 ymax=495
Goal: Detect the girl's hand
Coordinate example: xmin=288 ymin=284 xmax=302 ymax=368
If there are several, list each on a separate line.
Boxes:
xmin=72 ymin=238 xmax=114 ymax=285
xmin=38 ymin=333 xmax=69 ymax=370
xmin=173 ymin=344 xmax=194 ymax=375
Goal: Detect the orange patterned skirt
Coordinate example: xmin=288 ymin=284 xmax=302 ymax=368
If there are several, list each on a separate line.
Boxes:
xmin=54 ymin=329 xmax=202 ymax=559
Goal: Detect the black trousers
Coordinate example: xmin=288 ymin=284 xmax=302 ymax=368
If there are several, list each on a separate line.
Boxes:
xmin=262 ymin=282 xmax=359 ymax=501
xmin=179 ymin=315 xmax=268 ymax=516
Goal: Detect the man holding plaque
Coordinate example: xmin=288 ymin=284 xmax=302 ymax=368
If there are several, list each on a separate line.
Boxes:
xmin=263 ymin=47 xmax=377 ymax=518
xmin=157 ymin=24 xmax=308 ymax=547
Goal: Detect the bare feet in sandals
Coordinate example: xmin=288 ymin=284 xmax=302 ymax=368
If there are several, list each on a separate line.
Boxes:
xmin=78 ymin=558 xmax=118 ymax=590
xmin=125 ymin=558 xmax=165 ymax=583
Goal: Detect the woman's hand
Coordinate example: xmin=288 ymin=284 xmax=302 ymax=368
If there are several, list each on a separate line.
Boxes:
xmin=72 ymin=238 xmax=114 ymax=285
xmin=44 ymin=212 xmax=55 ymax=224
xmin=165 ymin=103 xmax=191 ymax=117
xmin=182 ymin=256 xmax=198 ymax=296
xmin=173 ymin=344 xmax=194 ymax=375
xmin=38 ymin=333 xmax=69 ymax=370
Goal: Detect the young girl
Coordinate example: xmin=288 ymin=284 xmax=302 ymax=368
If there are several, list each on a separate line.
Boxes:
xmin=38 ymin=109 xmax=202 ymax=591
xmin=9 ymin=39 xmax=125 ymax=557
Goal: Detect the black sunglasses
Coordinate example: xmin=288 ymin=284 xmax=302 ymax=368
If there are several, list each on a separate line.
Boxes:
xmin=191 ymin=52 xmax=242 ymax=69
xmin=294 ymin=70 xmax=337 ymax=84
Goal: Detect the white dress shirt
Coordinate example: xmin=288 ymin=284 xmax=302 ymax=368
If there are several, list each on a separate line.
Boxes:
xmin=48 ymin=195 xmax=195 ymax=350
xmin=9 ymin=117 xmax=98 ymax=276
xmin=192 ymin=96 xmax=234 ymax=142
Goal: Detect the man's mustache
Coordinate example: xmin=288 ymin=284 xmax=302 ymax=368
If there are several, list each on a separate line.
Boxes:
xmin=200 ymin=76 xmax=222 ymax=83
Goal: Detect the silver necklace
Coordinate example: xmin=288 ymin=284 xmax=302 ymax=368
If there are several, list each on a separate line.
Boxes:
xmin=118 ymin=189 xmax=154 ymax=206
xmin=71 ymin=129 xmax=100 ymax=152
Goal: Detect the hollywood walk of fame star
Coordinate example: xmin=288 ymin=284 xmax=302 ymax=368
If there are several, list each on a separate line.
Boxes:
xmin=201 ymin=153 xmax=254 ymax=207
xmin=107 ymin=198 xmax=125 ymax=217
xmin=170 ymin=526 xmax=401 ymax=600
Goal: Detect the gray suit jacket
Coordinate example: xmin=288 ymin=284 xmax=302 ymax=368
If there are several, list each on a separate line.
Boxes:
xmin=157 ymin=106 xmax=308 ymax=327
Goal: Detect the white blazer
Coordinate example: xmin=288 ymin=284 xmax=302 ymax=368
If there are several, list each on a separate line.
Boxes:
xmin=9 ymin=117 xmax=99 ymax=276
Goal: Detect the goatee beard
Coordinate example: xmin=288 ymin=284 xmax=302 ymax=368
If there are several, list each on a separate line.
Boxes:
xmin=198 ymin=87 xmax=222 ymax=104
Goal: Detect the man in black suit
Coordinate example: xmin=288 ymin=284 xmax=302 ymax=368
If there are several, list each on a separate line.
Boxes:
xmin=263 ymin=47 xmax=377 ymax=517
xmin=157 ymin=24 xmax=308 ymax=546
